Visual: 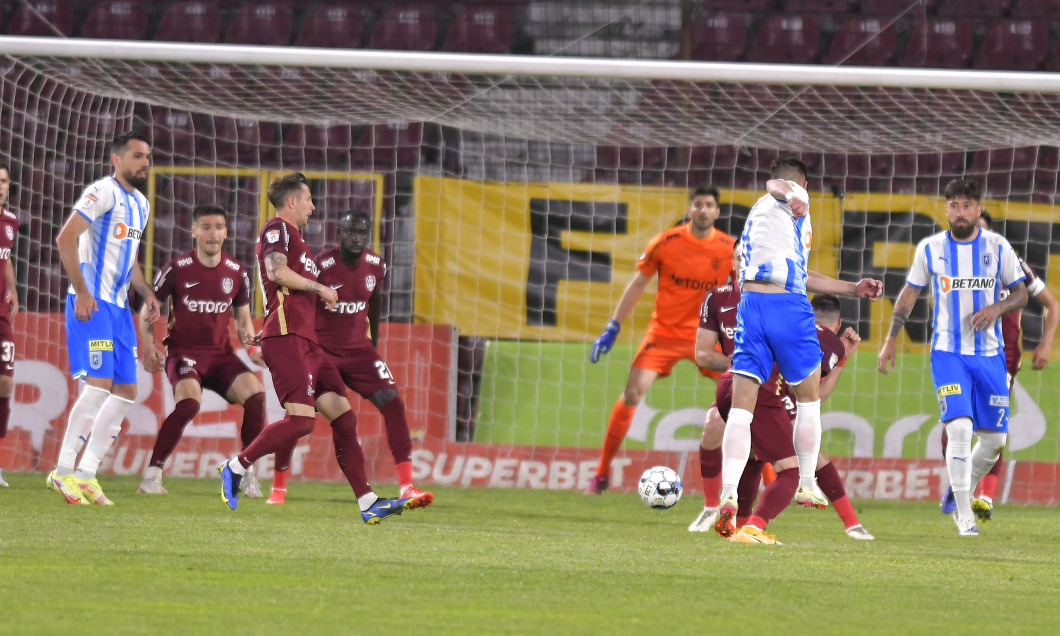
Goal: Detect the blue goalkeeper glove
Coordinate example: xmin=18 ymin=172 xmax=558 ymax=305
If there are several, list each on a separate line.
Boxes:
xmin=590 ymin=320 xmax=621 ymax=363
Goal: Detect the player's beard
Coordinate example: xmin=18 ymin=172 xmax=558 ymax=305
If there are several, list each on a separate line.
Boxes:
xmin=125 ymin=169 xmax=148 ymax=190
xmin=949 ymin=219 xmax=976 ymax=240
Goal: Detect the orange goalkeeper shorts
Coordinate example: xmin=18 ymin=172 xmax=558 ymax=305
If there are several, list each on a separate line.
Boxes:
xmin=632 ymin=335 xmax=723 ymax=381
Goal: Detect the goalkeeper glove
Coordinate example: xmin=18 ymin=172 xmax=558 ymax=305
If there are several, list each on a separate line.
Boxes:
xmin=590 ymin=320 xmax=621 ymax=363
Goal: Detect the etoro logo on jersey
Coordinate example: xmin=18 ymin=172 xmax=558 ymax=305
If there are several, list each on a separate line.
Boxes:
xmin=181 ymin=296 xmax=231 ymax=313
xmin=938 ymin=276 xmax=995 ymax=293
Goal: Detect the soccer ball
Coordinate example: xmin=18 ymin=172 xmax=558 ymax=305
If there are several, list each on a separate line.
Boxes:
xmin=638 ymin=466 xmax=682 ymax=509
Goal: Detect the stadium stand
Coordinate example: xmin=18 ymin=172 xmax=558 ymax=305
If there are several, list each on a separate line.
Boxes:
xmin=744 ymin=15 xmax=820 ymax=64
xmin=80 ymin=1 xmax=148 ymax=40
xmin=369 ymin=4 xmax=439 ymax=51
xmin=6 ymin=0 xmax=74 ymax=36
xmin=224 ymin=2 xmax=294 ymax=46
xmin=897 ymin=19 xmax=973 ymax=68
xmin=973 ymin=20 xmax=1048 ymax=71
xmin=688 ymin=13 xmax=749 ymax=62
xmin=294 ymin=3 xmax=366 ymax=48
xmin=823 ymin=17 xmax=897 ymax=66
xmin=442 ymin=4 xmax=513 ymax=53
xmin=154 ymin=1 xmax=222 ymax=43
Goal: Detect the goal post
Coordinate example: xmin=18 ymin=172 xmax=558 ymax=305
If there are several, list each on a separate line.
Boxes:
xmin=2 ymin=36 xmax=1059 ymax=504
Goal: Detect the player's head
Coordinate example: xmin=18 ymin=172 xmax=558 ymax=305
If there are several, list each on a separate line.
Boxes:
xmin=769 ymin=155 xmax=808 ymax=187
xmin=0 ymin=158 xmax=9 ymax=208
xmin=686 ymin=184 xmax=721 ymax=233
xmin=111 ymin=131 xmax=151 ymax=191
xmin=978 ymin=210 xmax=993 ymax=230
xmin=337 ymin=211 xmax=372 ymax=258
xmin=811 ymin=293 xmax=843 ymax=333
xmin=268 ymin=172 xmax=314 ymax=228
xmin=943 ymin=178 xmax=982 ymax=241
xmin=190 ymin=203 xmax=228 ymax=258
xmin=731 ymin=238 xmax=742 ymax=272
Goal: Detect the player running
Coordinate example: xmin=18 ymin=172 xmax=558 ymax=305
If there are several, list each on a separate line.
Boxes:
xmin=137 ymin=203 xmax=268 ymax=497
xmin=879 ymin=179 xmax=1027 ymax=536
xmin=216 ymin=172 xmax=410 ymax=523
xmin=586 ymin=185 xmax=734 ymax=494
xmin=266 ymin=211 xmax=433 ymax=508
xmin=0 ymin=160 xmax=18 ymax=488
xmin=50 ymin=132 xmax=161 ymax=505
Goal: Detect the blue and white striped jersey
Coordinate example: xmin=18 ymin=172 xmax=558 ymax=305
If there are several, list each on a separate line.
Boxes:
xmin=70 ymin=176 xmax=150 ymax=308
xmin=739 ymin=180 xmax=812 ymax=294
xmin=907 ymin=226 xmax=1025 ymax=356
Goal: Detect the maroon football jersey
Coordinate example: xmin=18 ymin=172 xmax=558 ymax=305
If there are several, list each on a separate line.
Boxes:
xmin=1000 ymin=258 xmax=1043 ymax=367
xmin=153 ymin=249 xmax=251 ymax=352
xmin=0 ymin=207 xmax=18 ymax=323
xmin=314 ymin=245 xmax=385 ymax=354
xmin=779 ymin=322 xmax=848 ymax=408
xmin=257 ymin=216 xmax=320 ymax=342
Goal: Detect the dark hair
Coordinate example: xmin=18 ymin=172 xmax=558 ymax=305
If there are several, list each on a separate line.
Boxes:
xmin=0 ymin=157 xmax=9 ymax=174
xmin=769 ymin=155 xmax=808 ymax=181
xmin=111 ymin=131 xmax=151 ymax=154
xmin=340 ymin=210 xmax=372 ymax=226
xmin=267 ymin=172 xmax=309 ymax=209
xmin=943 ymin=178 xmax=981 ymax=202
xmin=690 ymin=184 xmax=720 ymax=203
xmin=192 ymin=203 xmax=227 ymax=222
xmin=979 ymin=210 xmax=993 ymax=229
xmin=811 ymin=293 xmax=842 ymax=317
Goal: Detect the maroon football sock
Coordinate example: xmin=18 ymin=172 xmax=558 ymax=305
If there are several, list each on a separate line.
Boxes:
xmin=700 ymin=446 xmax=721 ymax=507
xmin=736 ymin=459 xmax=763 ymax=519
xmin=749 ymin=467 xmax=799 ymax=527
xmin=149 ymin=398 xmax=200 ymax=469
xmin=0 ymin=396 xmax=10 ymax=438
xmin=330 ymin=410 xmax=372 ymax=498
xmin=237 ymin=414 xmax=315 ymax=469
xmin=240 ymin=392 xmax=266 ymax=450
xmin=380 ymin=397 xmax=412 ymax=465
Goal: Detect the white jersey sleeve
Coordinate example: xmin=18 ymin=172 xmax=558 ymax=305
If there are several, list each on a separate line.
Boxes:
xmin=998 ymin=236 xmax=1025 ymax=288
xmin=906 ymin=238 xmax=931 ymax=288
xmin=738 ymin=180 xmax=812 ymax=295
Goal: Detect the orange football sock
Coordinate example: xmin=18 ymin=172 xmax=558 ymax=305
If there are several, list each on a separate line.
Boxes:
xmin=596 ymin=399 xmax=637 ymax=476
xmin=831 ymin=496 xmax=860 ymax=529
xmin=395 ymin=460 xmax=413 ymax=490
xmin=272 ymin=467 xmax=288 ymax=491
xmin=760 ymin=463 xmax=776 ymax=485
xmin=978 ymin=474 xmax=999 ymax=500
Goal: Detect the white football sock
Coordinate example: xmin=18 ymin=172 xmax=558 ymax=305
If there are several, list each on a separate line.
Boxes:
xmin=227 ymin=458 xmax=248 ymax=476
xmin=793 ymin=399 xmax=822 ymax=487
xmin=357 ymin=492 xmax=379 ymax=511
xmin=74 ymin=394 xmax=134 ymax=480
xmin=945 ymin=417 xmax=974 ymax=521
xmin=720 ymin=407 xmax=753 ymax=499
xmin=55 ymin=385 xmax=110 ymax=477
xmin=970 ymin=431 xmax=1007 ymax=493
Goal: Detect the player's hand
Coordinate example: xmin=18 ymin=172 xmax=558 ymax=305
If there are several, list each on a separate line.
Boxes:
xmin=590 ymin=320 xmax=621 ymax=363
xmin=876 ymin=337 xmax=896 ymax=375
xmin=74 ymin=291 xmax=98 ymax=322
xmin=840 ymin=326 xmax=861 ymax=357
xmin=4 ymin=289 xmax=17 ymax=318
xmin=1032 ymin=342 xmax=1051 ymax=370
xmin=142 ymin=294 xmax=161 ymax=324
xmin=247 ymin=345 xmax=265 ymax=367
xmin=854 ymin=278 xmax=883 ymax=300
xmin=786 ymin=195 xmax=809 ymax=218
xmin=970 ymin=305 xmax=1001 ymax=331
xmin=142 ymin=344 xmax=164 ymax=373
xmin=318 ymin=285 xmax=338 ymax=309
xmin=240 ymin=330 xmax=261 ymax=346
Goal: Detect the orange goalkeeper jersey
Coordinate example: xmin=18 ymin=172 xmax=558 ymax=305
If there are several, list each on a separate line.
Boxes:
xmin=636 ymin=224 xmax=735 ymax=341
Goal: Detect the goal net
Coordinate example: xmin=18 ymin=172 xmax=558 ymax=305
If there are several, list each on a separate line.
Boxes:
xmin=2 ymin=36 xmax=1059 ymax=504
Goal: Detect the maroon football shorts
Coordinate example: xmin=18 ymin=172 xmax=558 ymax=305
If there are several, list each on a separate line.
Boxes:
xmin=0 ymin=315 xmax=13 ymax=379
xmin=712 ymin=374 xmax=797 ymax=464
xmin=262 ymin=335 xmax=346 ymax=407
xmin=324 ymin=344 xmax=399 ymax=398
xmin=165 ymin=348 xmax=253 ymax=401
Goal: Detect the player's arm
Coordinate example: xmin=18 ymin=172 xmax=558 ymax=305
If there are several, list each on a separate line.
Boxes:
xmin=590 ymin=271 xmax=652 ymax=363
xmin=55 ymin=211 xmax=97 ymax=321
xmin=233 ymin=303 xmax=264 ymax=366
xmin=138 ymin=296 xmax=165 ymax=373
xmin=971 ymin=281 xmax=1028 ymax=331
xmin=806 ymin=269 xmax=883 ymax=300
xmin=694 ymin=326 xmax=730 ymax=372
xmin=765 ymin=179 xmax=808 ymax=218
xmin=877 ymin=283 xmax=922 ymax=375
xmin=1031 ymin=286 xmax=1059 ymax=370
xmin=263 ymin=251 xmax=337 ymax=308
xmin=4 ymin=258 xmax=16 ymax=318
xmin=367 ymin=284 xmax=382 ymax=348
xmin=129 ymin=260 xmax=160 ymax=324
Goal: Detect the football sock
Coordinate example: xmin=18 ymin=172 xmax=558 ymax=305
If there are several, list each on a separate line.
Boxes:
xmin=699 ymin=445 xmax=721 ymax=507
xmin=736 ymin=459 xmax=763 ymax=520
xmin=750 ymin=467 xmax=798 ymax=527
xmin=816 ymin=461 xmax=860 ymax=528
xmin=331 ymin=411 xmax=372 ymax=498
xmin=979 ymin=474 xmax=999 ymax=500
xmin=75 ymin=393 xmax=134 ymax=479
xmin=0 ymin=395 xmax=10 ymax=438
xmin=357 ymin=492 xmax=379 ymax=511
xmin=760 ymin=462 xmax=776 ymax=485
xmin=970 ymin=431 xmax=1006 ymax=494
xmin=720 ymin=407 xmax=753 ymax=500
xmin=274 ymin=442 xmax=294 ymax=472
xmin=793 ymin=399 xmax=822 ymax=488
xmin=149 ymin=398 xmax=200 ymax=469
xmin=240 ymin=392 xmax=267 ymax=449
xmin=945 ymin=417 xmax=974 ymax=521
xmin=237 ymin=414 xmax=315 ymax=470
xmin=395 ymin=460 xmax=413 ymax=490
xmin=55 ymin=385 xmax=109 ymax=476
xmin=380 ymin=397 xmax=412 ymax=465
xmin=595 ymin=400 xmax=637 ymax=477
xmin=272 ymin=467 xmax=288 ymax=491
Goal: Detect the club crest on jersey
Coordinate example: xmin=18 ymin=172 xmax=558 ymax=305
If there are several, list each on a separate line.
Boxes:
xmin=4 ymin=225 xmax=12 ymax=241
xmin=828 ymin=353 xmax=839 ymax=370
xmin=365 ymin=275 xmax=376 ymax=292
xmin=222 ymin=277 xmax=234 ymax=294
xmin=982 ymin=253 xmax=992 ymax=268
xmin=266 ymin=229 xmax=280 ymax=243
xmin=90 ymin=351 xmax=103 ymax=369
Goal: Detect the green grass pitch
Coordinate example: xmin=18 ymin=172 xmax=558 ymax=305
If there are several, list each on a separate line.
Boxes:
xmin=2 ymin=473 xmax=1057 ymax=635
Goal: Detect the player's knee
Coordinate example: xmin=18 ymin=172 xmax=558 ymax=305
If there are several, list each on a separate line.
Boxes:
xmin=773 ymin=456 xmax=798 ymax=472
xmin=0 ymin=375 xmax=13 ymax=397
xmin=944 ymin=417 xmax=973 ymax=443
xmin=368 ymin=388 xmax=399 ymax=410
xmin=978 ymin=430 xmax=1007 ymax=455
xmin=701 ymin=408 xmax=725 ymax=448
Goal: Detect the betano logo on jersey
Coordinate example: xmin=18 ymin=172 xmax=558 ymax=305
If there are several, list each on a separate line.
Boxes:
xmin=938 ymin=276 xmax=995 ymax=293
xmin=112 ymin=223 xmax=143 ymax=240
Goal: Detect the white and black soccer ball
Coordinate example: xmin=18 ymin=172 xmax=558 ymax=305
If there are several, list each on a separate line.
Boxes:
xmin=638 ymin=465 xmax=682 ymax=509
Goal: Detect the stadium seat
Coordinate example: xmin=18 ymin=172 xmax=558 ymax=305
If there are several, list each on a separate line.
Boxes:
xmin=1010 ymin=0 xmax=1060 ymax=18
xmin=969 ymin=147 xmax=1038 ymax=197
xmin=6 ymin=1 xmax=74 ymax=36
xmin=138 ymin=106 xmax=203 ymax=163
xmin=80 ymin=1 xmax=148 ymax=40
xmin=744 ymin=15 xmax=820 ymax=64
xmin=897 ymin=20 xmax=973 ymax=68
xmin=155 ymin=174 xmax=233 ymax=229
xmin=209 ymin=117 xmax=281 ymax=165
xmin=781 ymin=0 xmax=855 ymax=12
xmin=973 ymin=21 xmax=1048 ymax=71
xmin=442 ymin=5 xmax=512 ymax=53
xmin=823 ymin=18 xmax=897 ymax=66
xmin=225 ymin=2 xmax=293 ymax=46
xmin=282 ymin=123 xmax=354 ymax=168
xmin=369 ymin=5 xmax=438 ymax=51
xmin=849 ymin=0 xmax=933 ymax=13
xmin=596 ymin=123 xmax=667 ymax=183
xmin=688 ymin=13 xmax=749 ymax=62
xmin=702 ymin=0 xmax=775 ymax=9
xmin=351 ymin=121 xmax=425 ymax=170
xmin=154 ymin=1 xmax=221 ymax=43
xmin=294 ymin=3 xmax=365 ymax=48
xmin=936 ymin=0 xmax=1010 ymax=18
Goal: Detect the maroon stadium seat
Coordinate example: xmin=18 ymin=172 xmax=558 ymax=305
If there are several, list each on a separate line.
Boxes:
xmin=209 ymin=117 xmax=280 ymax=165
xmin=898 ymin=20 xmax=973 ymax=68
xmin=973 ymin=21 xmax=1048 ymax=71
xmin=155 ymin=2 xmax=221 ymax=43
xmin=282 ymin=123 xmax=354 ymax=168
xmin=7 ymin=1 xmax=73 ymax=36
xmin=745 ymin=15 xmax=820 ymax=64
xmin=702 ymin=0 xmax=775 ymax=9
xmin=80 ymin=1 xmax=148 ymax=40
xmin=859 ymin=0 xmax=937 ymax=14
xmin=1010 ymin=0 xmax=1060 ymax=18
xmin=295 ymin=3 xmax=365 ymax=48
xmin=823 ymin=17 xmax=897 ymax=66
xmin=689 ymin=13 xmax=749 ymax=62
xmin=781 ymin=0 xmax=856 ymax=12
xmin=140 ymin=107 xmax=202 ymax=162
xmin=351 ymin=121 xmax=425 ymax=170
xmin=225 ymin=2 xmax=293 ymax=46
xmin=937 ymin=0 xmax=1010 ymax=18
xmin=369 ymin=5 xmax=438 ymax=51
xmin=442 ymin=5 xmax=512 ymax=53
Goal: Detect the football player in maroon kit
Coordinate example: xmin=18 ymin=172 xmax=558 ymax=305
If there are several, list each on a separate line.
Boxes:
xmin=217 ymin=172 xmax=410 ymax=523
xmin=137 ymin=203 xmax=267 ymax=496
xmin=938 ymin=211 xmax=1059 ymax=521
xmin=0 ymin=160 xmax=18 ymax=487
xmin=266 ymin=211 xmax=434 ymax=508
